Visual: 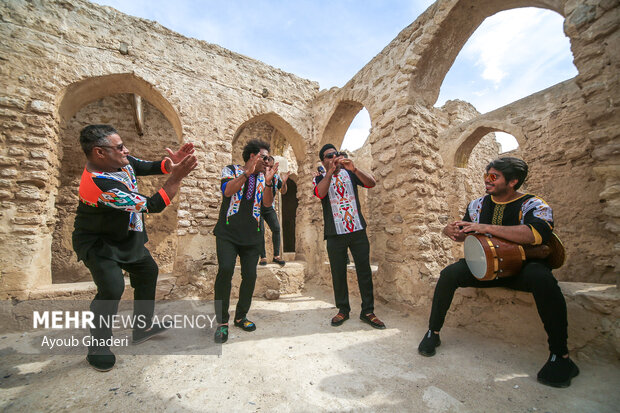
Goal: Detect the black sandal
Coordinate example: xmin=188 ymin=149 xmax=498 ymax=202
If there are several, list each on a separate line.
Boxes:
xmin=234 ymin=318 xmax=257 ymax=332
xmin=273 ymin=257 xmax=286 ymax=266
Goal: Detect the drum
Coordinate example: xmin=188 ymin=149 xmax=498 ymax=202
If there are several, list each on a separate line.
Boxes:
xmin=464 ymin=233 xmax=565 ymax=281
xmin=464 ymin=234 xmax=526 ymax=281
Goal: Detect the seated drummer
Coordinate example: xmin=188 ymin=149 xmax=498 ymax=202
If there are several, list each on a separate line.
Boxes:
xmin=418 ymin=157 xmax=579 ymax=388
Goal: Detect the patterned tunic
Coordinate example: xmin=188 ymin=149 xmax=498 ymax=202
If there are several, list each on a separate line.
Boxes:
xmin=313 ymin=169 xmax=368 ymax=239
xmin=463 ymin=194 xmax=554 ymax=245
xmin=72 ymin=156 xmax=170 ymax=262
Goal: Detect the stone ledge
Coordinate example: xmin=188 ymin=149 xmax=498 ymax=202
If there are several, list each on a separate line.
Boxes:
xmin=448 ymin=282 xmax=619 ymax=362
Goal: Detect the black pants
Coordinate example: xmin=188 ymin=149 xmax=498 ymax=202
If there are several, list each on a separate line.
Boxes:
xmin=214 ymin=237 xmax=260 ymax=324
xmin=326 ymin=230 xmax=374 ymax=316
xmin=260 ymin=206 xmax=281 ymax=258
xmin=84 ymin=249 xmax=158 ymax=352
xmin=428 ymin=259 xmax=568 ymax=355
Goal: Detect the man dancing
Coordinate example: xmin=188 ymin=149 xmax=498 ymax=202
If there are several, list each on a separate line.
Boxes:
xmin=259 ymin=155 xmax=288 ymax=266
xmin=213 ymin=139 xmax=277 ymax=343
xmin=418 ymin=157 xmax=579 ymax=388
xmin=313 ymin=144 xmax=385 ymax=329
xmin=73 ymin=125 xmax=197 ymax=371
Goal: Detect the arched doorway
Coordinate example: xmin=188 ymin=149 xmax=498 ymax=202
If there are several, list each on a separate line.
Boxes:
xmin=281 ymin=177 xmax=298 ymax=254
xmin=53 ymin=74 xmax=182 ymax=283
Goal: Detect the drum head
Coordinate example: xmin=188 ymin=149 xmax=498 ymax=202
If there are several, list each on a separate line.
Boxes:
xmin=464 ymin=235 xmax=487 ymax=279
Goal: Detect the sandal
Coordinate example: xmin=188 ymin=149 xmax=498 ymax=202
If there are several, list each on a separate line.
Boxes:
xmin=331 ymin=312 xmax=349 ymax=326
xmin=259 ymin=259 xmax=267 ymax=266
xmin=234 ymin=317 xmax=256 ymax=332
xmin=273 ymin=257 xmax=286 ymax=266
xmin=214 ymin=324 xmax=228 ymax=343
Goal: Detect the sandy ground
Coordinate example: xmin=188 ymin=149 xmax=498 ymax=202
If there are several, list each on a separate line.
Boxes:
xmin=1 ymin=284 xmax=619 ymax=413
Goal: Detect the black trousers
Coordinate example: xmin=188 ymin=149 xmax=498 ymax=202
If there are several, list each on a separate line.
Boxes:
xmin=83 ymin=248 xmax=158 ymax=352
xmin=428 ymin=258 xmax=569 ymax=355
xmin=326 ymin=230 xmax=374 ymax=316
xmin=260 ymin=206 xmax=281 ymax=258
xmin=214 ymin=237 xmax=260 ymax=324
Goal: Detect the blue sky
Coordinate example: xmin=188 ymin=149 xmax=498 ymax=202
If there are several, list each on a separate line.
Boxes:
xmin=92 ymin=0 xmax=577 ymax=152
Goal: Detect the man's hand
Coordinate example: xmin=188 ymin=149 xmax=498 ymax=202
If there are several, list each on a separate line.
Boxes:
xmin=340 ymin=158 xmax=356 ymax=172
xmin=454 ymin=221 xmax=488 ymax=236
xmin=281 ymin=172 xmax=289 ymax=183
xmin=244 ymin=153 xmax=261 ymax=176
xmin=167 ymin=154 xmax=198 ymax=180
xmin=265 ymin=161 xmax=279 ymax=182
xmin=443 ymin=221 xmax=468 ymax=242
xmin=165 ymin=142 xmax=195 ymax=165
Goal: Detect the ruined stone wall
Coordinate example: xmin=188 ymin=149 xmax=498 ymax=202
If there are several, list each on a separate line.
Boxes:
xmin=0 ymin=0 xmax=617 ymax=304
xmin=0 ymin=0 xmax=318 ymax=298
xmin=310 ymin=0 xmax=618 ymax=309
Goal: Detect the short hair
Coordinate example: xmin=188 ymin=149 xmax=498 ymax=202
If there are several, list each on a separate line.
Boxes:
xmin=486 ymin=157 xmax=529 ymax=190
xmin=79 ymin=125 xmax=117 ymax=155
xmin=242 ymin=139 xmax=270 ymax=162
xmin=319 ymin=144 xmax=337 ymax=161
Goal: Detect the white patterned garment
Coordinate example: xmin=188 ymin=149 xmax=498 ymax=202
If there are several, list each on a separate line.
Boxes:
xmin=328 ymin=171 xmax=364 ymax=234
xmin=520 ymin=196 xmax=553 ymax=224
xmin=467 ymin=196 xmax=485 ymax=224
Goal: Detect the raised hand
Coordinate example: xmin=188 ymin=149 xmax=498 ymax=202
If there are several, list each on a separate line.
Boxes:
xmin=167 ymin=154 xmax=198 ymax=180
xmin=244 ymin=153 xmax=261 ymax=176
xmin=265 ymin=161 xmax=279 ymax=182
xmin=166 ymin=142 xmax=195 ymax=164
xmin=340 ymin=158 xmax=356 ymax=172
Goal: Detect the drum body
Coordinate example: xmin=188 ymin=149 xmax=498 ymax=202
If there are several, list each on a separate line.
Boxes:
xmin=464 ymin=234 xmax=525 ymax=281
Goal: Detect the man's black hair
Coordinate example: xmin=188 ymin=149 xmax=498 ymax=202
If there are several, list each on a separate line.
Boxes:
xmin=319 ymin=143 xmax=337 ymax=161
xmin=79 ymin=125 xmax=118 ymax=155
xmin=242 ymin=139 xmax=270 ymax=162
xmin=486 ymin=157 xmax=529 ymax=190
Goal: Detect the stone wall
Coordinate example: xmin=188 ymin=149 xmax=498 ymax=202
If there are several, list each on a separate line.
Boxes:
xmin=0 ymin=0 xmax=318 ymax=298
xmin=0 ymin=0 xmax=617 ymax=309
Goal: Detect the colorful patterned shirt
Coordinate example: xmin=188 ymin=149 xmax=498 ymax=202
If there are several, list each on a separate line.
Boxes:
xmin=313 ymin=169 xmax=368 ymax=239
xmin=214 ymin=164 xmax=266 ymax=246
xmin=463 ymin=194 xmax=554 ymax=245
xmin=72 ymin=156 xmax=170 ymax=262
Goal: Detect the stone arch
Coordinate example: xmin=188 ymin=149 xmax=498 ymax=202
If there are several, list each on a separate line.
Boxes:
xmin=52 ymin=74 xmax=183 ymax=283
xmin=319 ymin=100 xmax=369 ymax=149
xmin=441 ymin=120 xmax=526 ymax=168
xmin=57 ymin=73 xmax=183 ymax=141
xmin=409 ymin=0 xmax=568 ymax=106
xmin=232 ymin=112 xmax=307 ymax=162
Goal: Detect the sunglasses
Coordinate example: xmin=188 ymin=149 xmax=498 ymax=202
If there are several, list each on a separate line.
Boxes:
xmin=484 ymin=172 xmax=499 ymax=182
xmin=97 ymin=143 xmax=126 ymax=152
xmin=324 ymin=151 xmax=346 ymax=159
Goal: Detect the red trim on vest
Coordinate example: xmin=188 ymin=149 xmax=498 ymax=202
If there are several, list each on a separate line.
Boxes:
xmin=78 ymin=168 xmax=102 ymax=207
xmin=161 ymin=159 xmax=170 ymax=174
xmin=158 ymin=188 xmax=171 ymax=206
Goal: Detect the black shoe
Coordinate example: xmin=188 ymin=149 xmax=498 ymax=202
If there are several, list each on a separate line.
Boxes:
xmin=331 ymin=312 xmax=349 ymax=326
xmin=537 ymin=354 xmax=579 ymax=388
xmin=273 ymin=257 xmax=286 ymax=266
xmin=259 ymin=259 xmax=267 ymax=266
xmin=132 ymin=324 xmax=169 ymax=344
xmin=86 ymin=351 xmax=116 ymax=372
xmin=234 ymin=317 xmax=257 ymax=332
xmin=214 ymin=324 xmax=228 ymax=343
xmin=418 ymin=330 xmax=441 ymax=357
xmin=360 ymin=313 xmax=386 ymax=329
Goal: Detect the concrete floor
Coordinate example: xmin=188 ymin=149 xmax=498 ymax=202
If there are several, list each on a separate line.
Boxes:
xmin=1 ymin=284 xmax=619 ymax=412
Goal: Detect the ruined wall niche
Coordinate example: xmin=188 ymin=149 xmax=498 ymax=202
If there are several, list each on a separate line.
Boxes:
xmin=53 ymin=74 xmax=183 ymax=283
